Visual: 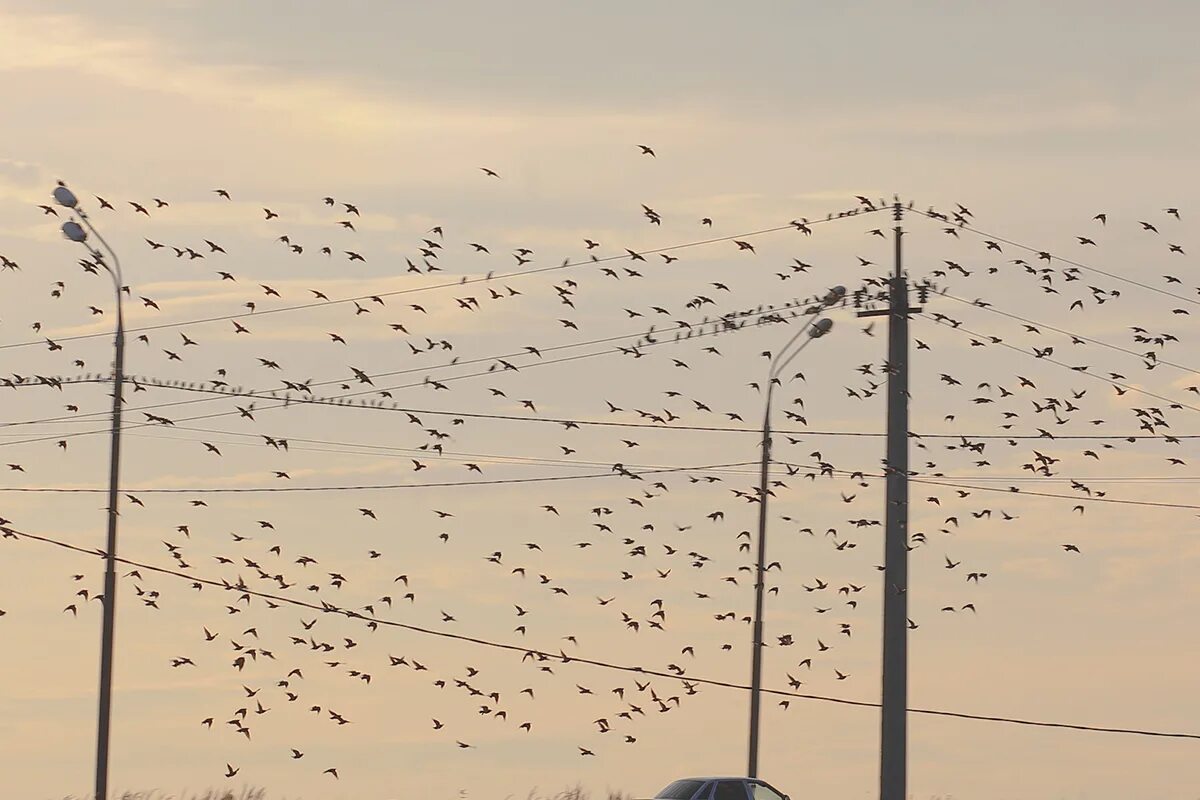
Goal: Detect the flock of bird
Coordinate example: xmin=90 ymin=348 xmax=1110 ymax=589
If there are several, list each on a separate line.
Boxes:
xmin=0 ymin=144 xmax=1194 ymax=789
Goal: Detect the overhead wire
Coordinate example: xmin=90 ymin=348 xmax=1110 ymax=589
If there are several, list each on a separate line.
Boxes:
xmin=0 ymin=287 xmax=840 ymax=434
xmin=909 ymin=208 xmax=1199 ymax=309
xmin=914 ymin=312 xmax=1200 ymax=418
xmin=936 ymin=291 xmax=1200 ymax=381
xmin=0 ymin=460 xmax=759 ymax=494
xmin=3 ymin=371 xmax=1198 ymax=450
xmin=7 ymin=272 xmax=1199 ymax=448
xmin=4 ymin=522 xmax=1200 ymax=742
xmin=901 ymin=476 xmax=1200 ymax=511
xmin=2 ymin=445 xmax=1196 ymax=510
xmin=1 ymin=206 xmax=885 ymax=354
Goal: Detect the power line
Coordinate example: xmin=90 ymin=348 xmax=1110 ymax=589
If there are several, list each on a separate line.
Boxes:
xmin=5 ymin=374 xmax=1198 ymax=455
xmin=110 ymin=424 xmax=1200 ymax=482
xmin=905 ymin=476 xmax=1200 ymax=511
xmin=7 ymin=303 xmax=1199 ymax=457
xmin=5 ymin=283 xmax=934 ymax=450
xmin=910 ymin=208 xmax=1200 ymax=310
xmin=915 ymin=312 xmax=1200 ymax=419
xmin=16 ymin=371 xmax=1200 ymax=441
xmin=0 ymin=290 xmax=832 ymax=435
xmin=5 ymin=522 xmax=1199 ymax=742
xmin=937 ymin=291 xmax=1200 ymax=381
xmin=8 ymin=295 xmax=1199 ymax=448
xmin=125 ymin=428 xmax=771 ymax=474
xmin=769 ymin=458 xmax=1200 ymax=512
xmin=2 ymin=207 xmax=883 ymax=354
xmin=0 ymin=460 xmax=758 ymax=494
xmin=3 ymin=446 xmax=1193 ymax=510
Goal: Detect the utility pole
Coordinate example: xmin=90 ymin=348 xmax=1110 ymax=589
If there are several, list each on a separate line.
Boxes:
xmin=858 ymin=200 xmax=921 ymax=800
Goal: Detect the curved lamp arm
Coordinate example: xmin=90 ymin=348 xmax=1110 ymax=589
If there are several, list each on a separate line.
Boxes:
xmin=768 ymin=285 xmax=845 ymax=381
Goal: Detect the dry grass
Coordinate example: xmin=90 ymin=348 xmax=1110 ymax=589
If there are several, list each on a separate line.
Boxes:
xmin=63 ymin=789 xmax=268 ymax=800
xmin=63 ymin=787 xmax=631 ymax=800
xmin=524 ymin=786 xmax=632 ymax=800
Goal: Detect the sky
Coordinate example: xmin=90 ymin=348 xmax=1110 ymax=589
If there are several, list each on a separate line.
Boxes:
xmin=1 ymin=2 xmax=1199 ymax=799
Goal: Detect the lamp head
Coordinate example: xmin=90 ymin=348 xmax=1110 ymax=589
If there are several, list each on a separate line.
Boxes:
xmin=822 ymin=285 xmax=847 ymax=306
xmin=61 ymin=220 xmax=88 ymax=243
xmin=808 ymin=317 xmax=833 ymax=338
xmin=52 ymin=183 xmax=79 ymax=209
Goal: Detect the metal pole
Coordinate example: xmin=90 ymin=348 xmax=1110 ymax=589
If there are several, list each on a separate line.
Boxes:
xmin=746 ymin=304 xmax=834 ymax=778
xmin=879 ymin=203 xmax=909 ymax=800
xmin=747 ymin=380 xmax=773 ymax=778
xmin=94 ymin=304 xmax=123 ymax=800
xmin=80 ymin=216 xmax=125 ymax=800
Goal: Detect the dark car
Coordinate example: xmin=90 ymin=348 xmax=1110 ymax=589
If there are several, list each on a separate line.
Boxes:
xmin=652 ymin=776 xmax=790 ymax=800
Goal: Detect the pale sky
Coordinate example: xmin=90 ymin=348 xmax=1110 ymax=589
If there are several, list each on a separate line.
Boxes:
xmin=1 ymin=3 xmax=1198 ymax=800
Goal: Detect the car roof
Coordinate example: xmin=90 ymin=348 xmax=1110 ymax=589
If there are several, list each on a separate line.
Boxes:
xmin=678 ymin=777 xmax=757 ymax=781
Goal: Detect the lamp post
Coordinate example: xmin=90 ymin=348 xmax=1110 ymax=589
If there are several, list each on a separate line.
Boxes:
xmin=746 ymin=285 xmax=843 ymax=778
xmin=54 ymin=182 xmax=126 ymax=800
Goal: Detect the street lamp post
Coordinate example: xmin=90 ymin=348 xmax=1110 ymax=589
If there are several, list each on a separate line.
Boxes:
xmin=54 ymin=183 xmax=126 ymax=800
xmin=747 ymin=285 xmax=844 ymax=778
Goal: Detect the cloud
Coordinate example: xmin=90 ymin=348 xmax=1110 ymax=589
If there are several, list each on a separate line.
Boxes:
xmin=0 ymin=9 xmax=693 ymax=153
xmin=0 ymin=12 xmax=470 ymax=141
xmin=0 ymin=157 xmax=50 ymax=195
